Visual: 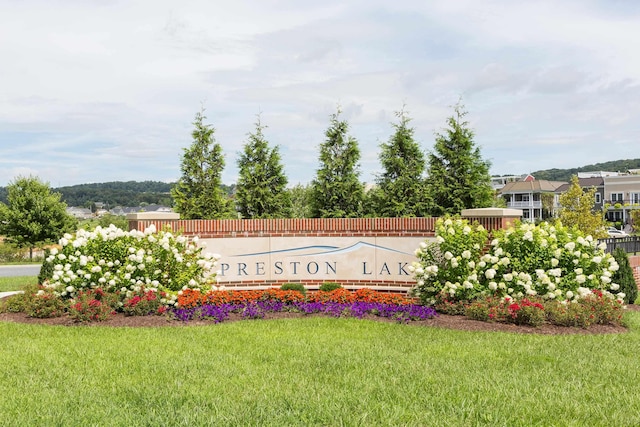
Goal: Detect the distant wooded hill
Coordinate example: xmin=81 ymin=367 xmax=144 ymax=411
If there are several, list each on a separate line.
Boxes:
xmin=0 ymin=181 xmax=236 ymax=207
xmin=55 ymin=181 xmax=175 ymax=208
xmin=530 ymin=158 xmax=640 ymax=182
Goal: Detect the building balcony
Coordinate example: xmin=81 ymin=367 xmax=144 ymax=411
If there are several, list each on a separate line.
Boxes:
xmin=507 ymin=201 xmax=542 ymax=208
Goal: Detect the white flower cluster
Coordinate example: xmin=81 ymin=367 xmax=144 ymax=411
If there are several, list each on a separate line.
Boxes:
xmin=412 ymin=219 xmax=625 ymax=304
xmin=43 ymin=224 xmax=221 ymax=298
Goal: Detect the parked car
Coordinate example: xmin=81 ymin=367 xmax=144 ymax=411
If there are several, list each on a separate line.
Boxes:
xmin=607 ymin=227 xmax=628 ymax=238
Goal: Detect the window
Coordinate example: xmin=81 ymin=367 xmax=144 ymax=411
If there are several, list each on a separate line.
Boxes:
xmin=611 ymin=193 xmax=623 ymax=202
xmin=631 ymin=193 xmax=640 ymax=204
xmin=595 ymin=193 xmax=601 ymax=204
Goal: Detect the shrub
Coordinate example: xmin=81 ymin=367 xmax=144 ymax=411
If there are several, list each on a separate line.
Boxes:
xmin=280 ymin=283 xmax=306 ymax=296
xmin=1 ymin=293 xmax=26 ymax=314
xmin=68 ymin=289 xmax=118 ymax=322
xmin=411 ymin=218 xmax=623 ymax=306
xmin=508 ymin=299 xmax=546 ymax=326
xmin=464 ymin=296 xmax=545 ymax=326
xmin=578 ymin=289 xmax=626 ymax=325
xmin=38 ymin=248 xmax=54 ymax=284
xmin=464 ymin=299 xmax=492 ymax=322
xmin=0 ymin=241 xmax=26 ymax=263
xmin=24 ymin=287 xmax=67 ymax=318
xmin=122 ymin=288 xmax=167 ymax=316
xmin=611 ymin=248 xmax=637 ymax=304
xmin=319 ymin=282 xmax=342 ymax=292
xmin=39 ymin=224 xmax=220 ymax=300
xmin=433 ymin=294 xmax=467 ymax=315
xmin=545 ymin=300 xmax=593 ymax=328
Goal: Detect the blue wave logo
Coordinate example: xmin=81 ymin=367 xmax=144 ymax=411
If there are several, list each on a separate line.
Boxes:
xmin=234 ymin=241 xmax=412 ymax=257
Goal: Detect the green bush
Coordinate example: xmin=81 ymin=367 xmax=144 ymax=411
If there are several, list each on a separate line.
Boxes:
xmin=24 ymin=287 xmax=67 ymax=318
xmin=411 ymin=218 xmax=623 ymax=305
xmin=319 ymin=282 xmax=342 ymax=292
xmin=544 ymin=300 xmax=592 ymax=327
xmin=280 ymin=283 xmax=306 ymax=296
xmin=39 ymin=224 xmax=220 ymax=298
xmin=68 ymin=289 xmax=118 ymax=322
xmin=38 ymin=248 xmax=53 ymax=284
xmin=464 ymin=299 xmax=491 ymax=322
xmin=464 ymin=296 xmax=546 ymax=326
xmin=0 ymin=242 xmax=26 ymax=263
xmin=611 ymin=247 xmax=637 ymax=304
xmin=122 ymin=288 xmax=167 ymax=316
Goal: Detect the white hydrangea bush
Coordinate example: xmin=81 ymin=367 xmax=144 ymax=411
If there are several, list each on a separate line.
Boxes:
xmin=410 ymin=218 xmax=622 ymax=305
xmin=41 ymin=224 xmax=221 ymax=301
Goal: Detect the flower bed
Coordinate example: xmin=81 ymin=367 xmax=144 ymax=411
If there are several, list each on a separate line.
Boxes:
xmin=409 ymin=217 xmax=628 ymax=328
xmin=172 ymin=288 xmax=436 ymax=324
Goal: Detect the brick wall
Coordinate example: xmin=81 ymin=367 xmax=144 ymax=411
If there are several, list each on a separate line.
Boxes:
xmin=129 ymin=217 xmax=439 ymax=238
xmin=128 ymin=216 xmax=512 ymax=239
xmin=629 ymin=255 xmax=640 ymax=290
xmin=127 ymin=214 xmax=520 ymax=291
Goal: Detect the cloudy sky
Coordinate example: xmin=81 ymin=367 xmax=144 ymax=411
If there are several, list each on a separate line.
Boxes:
xmin=1 ymin=0 xmax=639 ymax=188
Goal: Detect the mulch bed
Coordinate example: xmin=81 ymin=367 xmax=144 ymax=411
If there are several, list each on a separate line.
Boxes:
xmin=0 ymin=307 xmax=632 ymax=335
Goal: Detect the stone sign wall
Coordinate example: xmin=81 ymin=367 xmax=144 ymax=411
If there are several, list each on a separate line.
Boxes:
xmin=127 ymin=209 xmax=523 ymax=292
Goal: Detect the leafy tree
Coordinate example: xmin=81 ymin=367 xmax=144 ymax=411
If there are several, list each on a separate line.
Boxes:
xmin=171 ymin=109 xmax=234 ymax=219
xmin=370 ymin=107 xmax=429 ymax=217
xmin=0 ymin=176 xmax=77 ymax=259
xmin=310 ymin=108 xmax=364 ymax=218
xmin=611 ymin=247 xmax=637 ymax=304
xmin=426 ymin=102 xmax=493 ymax=216
xmin=288 ymin=184 xmax=312 ymax=218
xmin=558 ymin=176 xmax=607 ymax=238
xmin=236 ymin=117 xmax=292 ymax=218
xmin=540 ymin=193 xmax=556 ymax=219
xmin=630 ymin=209 xmax=640 ymax=233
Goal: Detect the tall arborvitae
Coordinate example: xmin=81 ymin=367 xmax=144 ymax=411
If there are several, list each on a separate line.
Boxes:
xmin=611 ymin=247 xmax=637 ymax=304
xmin=426 ymin=102 xmax=493 ymax=216
xmin=171 ymin=109 xmax=234 ymax=219
xmin=236 ymin=116 xmax=292 ymax=218
xmin=310 ymin=108 xmax=364 ymax=218
xmin=372 ymin=107 xmax=430 ymax=217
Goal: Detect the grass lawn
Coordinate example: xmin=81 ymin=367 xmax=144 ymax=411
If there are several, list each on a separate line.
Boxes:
xmin=0 ymin=276 xmax=37 ymax=292
xmin=1 ymin=314 xmax=640 ymax=426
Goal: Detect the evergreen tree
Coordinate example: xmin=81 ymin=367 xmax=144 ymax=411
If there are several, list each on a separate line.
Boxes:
xmin=171 ymin=109 xmax=234 ymax=219
xmin=0 ymin=176 xmax=77 ymax=259
xmin=373 ymin=107 xmax=429 ymax=217
xmin=310 ymin=108 xmax=364 ymax=218
xmin=611 ymin=247 xmax=637 ymax=304
xmin=426 ymin=102 xmax=493 ymax=216
xmin=288 ymin=184 xmax=312 ymax=218
xmin=558 ymin=175 xmax=607 ymax=238
xmin=236 ymin=117 xmax=292 ymax=218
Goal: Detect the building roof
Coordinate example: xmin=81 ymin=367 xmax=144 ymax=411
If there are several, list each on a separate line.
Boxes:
xmin=499 ymin=180 xmax=567 ymax=194
xmin=554 ymin=177 xmax=604 ymax=192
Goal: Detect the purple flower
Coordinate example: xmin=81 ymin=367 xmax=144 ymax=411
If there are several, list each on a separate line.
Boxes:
xmin=171 ymin=301 xmax=437 ymax=324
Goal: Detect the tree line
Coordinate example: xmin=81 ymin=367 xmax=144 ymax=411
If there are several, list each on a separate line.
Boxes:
xmin=0 ymin=101 xmax=495 ymax=258
xmin=173 ymin=102 xmax=495 ymax=219
xmin=531 ymin=158 xmax=640 ymax=182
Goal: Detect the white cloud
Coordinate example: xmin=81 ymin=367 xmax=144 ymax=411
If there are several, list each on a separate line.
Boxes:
xmin=1 ymin=0 xmax=639 ymax=188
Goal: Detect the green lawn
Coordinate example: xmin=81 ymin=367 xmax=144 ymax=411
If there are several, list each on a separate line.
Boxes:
xmin=1 ymin=314 xmax=640 ymax=426
xmin=0 ymin=275 xmax=36 ymax=292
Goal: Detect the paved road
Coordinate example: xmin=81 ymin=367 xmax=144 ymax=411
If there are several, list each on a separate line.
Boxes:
xmin=0 ymin=264 xmax=41 ymax=277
